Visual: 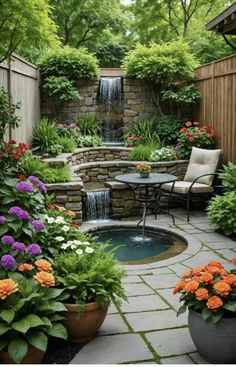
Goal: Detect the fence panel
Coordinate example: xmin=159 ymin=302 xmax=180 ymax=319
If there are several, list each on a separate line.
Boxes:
xmin=0 ymin=54 xmax=40 ymax=144
xmin=195 ymin=54 xmax=236 ymax=163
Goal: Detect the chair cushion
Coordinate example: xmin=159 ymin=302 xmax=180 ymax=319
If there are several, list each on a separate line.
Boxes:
xmin=161 ymin=181 xmax=214 ymax=194
xmin=184 ymin=147 xmax=222 ymax=185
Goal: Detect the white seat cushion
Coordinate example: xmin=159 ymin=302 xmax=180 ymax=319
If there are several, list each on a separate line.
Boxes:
xmin=184 ymin=147 xmax=222 ymax=185
xmin=161 ymin=181 xmax=214 ymax=194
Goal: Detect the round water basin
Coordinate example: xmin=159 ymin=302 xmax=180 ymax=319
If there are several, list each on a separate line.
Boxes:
xmin=90 ymin=226 xmax=187 ymax=265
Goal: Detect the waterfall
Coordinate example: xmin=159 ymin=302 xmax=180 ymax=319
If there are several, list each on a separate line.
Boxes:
xmin=99 ymin=77 xmax=122 ymax=111
xmin=86 ymin=189 xmax=110 ymax=222
xmin=99 ymin=77 xmax=122 ymax=144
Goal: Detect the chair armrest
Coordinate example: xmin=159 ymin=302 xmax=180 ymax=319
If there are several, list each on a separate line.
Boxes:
xmin=189 ymin=173 xmax=219 ymax=193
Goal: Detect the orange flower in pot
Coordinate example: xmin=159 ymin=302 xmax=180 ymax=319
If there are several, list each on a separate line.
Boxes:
xmin=136 ymin=162 xmax=151 ymax=178
xmin=54 ymin=243 xmax=127 ymax=343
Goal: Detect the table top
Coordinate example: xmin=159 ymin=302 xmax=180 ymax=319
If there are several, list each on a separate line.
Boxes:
xmin=115 ymin=172 xmax=177 ymax=186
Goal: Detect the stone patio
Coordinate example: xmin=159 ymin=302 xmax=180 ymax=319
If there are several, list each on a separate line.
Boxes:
xmin=70 ymin=209 xmax=236 ymax=364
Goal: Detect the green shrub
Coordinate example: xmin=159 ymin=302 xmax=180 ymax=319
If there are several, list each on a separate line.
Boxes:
xmin=57 ymin=136 xmax=77 ymax=153
xmin=219 ymin=162 xmax=236 ymax=192
xmin=76 ymin=134 xmax=103 ymax=147
xmin=124 ymin=41 xmax=197 ymax=84
xmin=129 ymin=143 xmax=158 ymax=161
xmin=150 ymin=147 xmax=176 ymax=162
xmin=44 ymin=76 xmax=80 ymax=103
xmin=32 ymin=118 xmax=62 ymax=155
xmin=57 ymin=123 xmax=81 ymax=140
xmin=0 ymin=88 xmax=21 ymax=140
xmin=76 ymin=114 xmax=101 ymax=135
xmin=38 ymin=46 xmax=99 ymax=80
xmin=161 ymin=84 xmax=201 ymax=105
xmin=207 ymin=192 xmax=236 ymax=235
xmin=124 ymin=118 xmax=160 ymax=145
xmin=156 ymin=116 xmax=185 ymax=146
xmin=21 ymin=155 xmax=70 ymax=183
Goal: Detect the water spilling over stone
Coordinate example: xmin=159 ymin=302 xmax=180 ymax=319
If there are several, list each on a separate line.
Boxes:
xmin=86 ymin=189 xmax=110 ymax=221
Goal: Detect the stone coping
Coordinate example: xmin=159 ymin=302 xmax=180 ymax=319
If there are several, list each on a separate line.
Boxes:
xmin=82 ymin=221 xmax=202 ymax=270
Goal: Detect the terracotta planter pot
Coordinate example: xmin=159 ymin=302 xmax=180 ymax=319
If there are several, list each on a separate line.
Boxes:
xmin=188 ymin=308 xmax=236 ymax=364
xmin=0 ymin=346 xmax=44 ymax=364
xmin=62 ymin=301 xmax=108 ymax=343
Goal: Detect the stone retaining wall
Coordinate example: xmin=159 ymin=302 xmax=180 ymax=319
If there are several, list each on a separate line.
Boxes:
xmin=71 ymin=147 xmax=131 ymax=164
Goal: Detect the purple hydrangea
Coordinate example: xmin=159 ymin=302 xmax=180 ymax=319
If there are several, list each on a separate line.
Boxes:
xmin=1 ymin=254 xmax=16 ymax=270
xmin=12 ymin=242 xmax=26 ymax=252
xmin=27 ymin=244 xmax=42 ymax=256
xmin=1 ymin=235 xmax=14 ymax=245
xmin=28 ymin=176 xmax=47 ymax=194
xmin=0 ymin=216 xmax=6 ymax=225
xmin=8 ymin=206 xmax=30 ymax=221
xmin=16 ymin=182 xmax=35 ymax=193
xmin=32 ymin=220 xmax=45 ymax=231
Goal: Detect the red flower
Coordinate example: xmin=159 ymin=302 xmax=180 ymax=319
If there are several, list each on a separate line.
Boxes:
xmin=18 ymin=174 xmax=26 ymax=180
xmin=185 ymin=121 xmax=192 ymax=127
xmin=0 ymin=154 xmax=3 ymax=159
xmin=16 ymin=148 xmax=23 ymax=154
xmin=179 ymin=128 xmax=186 ymax=133
xmin=13 ymin=154 xmax=20 ymax=160
xmin=189 ymin=137 xmax=195 ymax=142
xmin=8 ymin=139 xmax=16 ymax=144
xmin=5 ymin=147 xmax=12 ymax=153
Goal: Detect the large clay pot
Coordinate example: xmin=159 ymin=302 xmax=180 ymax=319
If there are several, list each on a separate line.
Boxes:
xmin=62 ymin=301 xmax=108 ymax=343
xmin=188 ymin=308 xmax=236 ymax=364
xmin=0 ymin=346 xmax=44 ymax=364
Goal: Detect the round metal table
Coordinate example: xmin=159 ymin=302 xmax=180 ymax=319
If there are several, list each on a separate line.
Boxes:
xmin=115 ymin=172 xmax=177 ymax=235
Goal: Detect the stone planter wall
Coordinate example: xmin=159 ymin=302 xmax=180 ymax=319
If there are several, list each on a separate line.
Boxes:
xmin=71 ymin=147 xmax=131 ymax=164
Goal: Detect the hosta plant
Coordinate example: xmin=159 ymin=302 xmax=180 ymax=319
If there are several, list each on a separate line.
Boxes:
xmin=150 ymin=147 xmax=176 ymax=162
xmin=174 ymin=258 xmax=236 ymax=323
xmin=219 ymin=162 xmax=236 ymax=192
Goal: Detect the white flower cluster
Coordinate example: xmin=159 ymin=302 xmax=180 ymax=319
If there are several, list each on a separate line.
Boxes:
xmin=44 ymin=215 xmax=67 ymax=225
xmin=60 ymin=239 xmax=94 ymax=255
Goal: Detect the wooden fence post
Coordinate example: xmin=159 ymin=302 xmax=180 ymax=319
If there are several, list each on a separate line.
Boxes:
xmin=7 ymin=56 xmax=12 ymax=140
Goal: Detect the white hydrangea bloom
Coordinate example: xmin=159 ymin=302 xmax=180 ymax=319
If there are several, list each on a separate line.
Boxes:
xmin=62 ymin=225 xmax=70 ymax=232
xmin=55 ymin=236 xmax=65 ymax=242
xmin=85 ymin=247 xmax=94 ymax=253
xmin=76 ymin=249 xmax=83 ymax=255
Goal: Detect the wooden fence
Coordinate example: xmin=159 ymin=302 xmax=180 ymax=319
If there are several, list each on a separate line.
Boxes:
xmin=0 ymin=54 xmax=40 ymax=144
xmin=194 ymin=54 xmax=236 ymax=163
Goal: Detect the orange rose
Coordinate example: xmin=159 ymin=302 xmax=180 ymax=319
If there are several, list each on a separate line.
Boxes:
xmin=18 ymin=263 xmax=34 ymax=272
xmin=231 ymin=258 xmax=236 ymax=265
xmin=192 ymin=267 xmax=204 ymax=276
xmin=207 ymin=295 xmax=223 ymax=310
xmin=184 ymin=280 xmax=199 ymax=293
xmin=213 ymin=281 xmax=231 ymax=296
xmin=58 ymin=206 xmax=66 ymax=213
xmin=35 ymin=259 xmax=52 ymax=272
xmin=204 ymin=265 xmax=222 ymax=275
xmin=0 ymin=279 xmax=18 ymax=300
xmin=34 ymin=271 xmax=55 ymax=287
xmin=173 ymin=281 xmax=186 ymax=294
xmin=182 ymin=269 xmax=193 ymax=279
xmin=67 ymin=210 xmax=76 ymax=217
xmin=198 ymin=272 xmax=213 ymax=283
xmin=207 ymin=261 xmax=223 ymax=268
xmin=195 ymin=288 xmax=209 ymax=301
xmin=223 ymin=273 xmax=236 ymax=286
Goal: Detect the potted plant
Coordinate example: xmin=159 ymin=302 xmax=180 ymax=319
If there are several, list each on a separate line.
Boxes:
xmin=136 ymin=162 xmax=151 ymax=178
xmin=54 ymin=243 xmax=127 ymax=343
xmin=0 ymin=259 xmax=68 ymax=364
xmin=173 ymin=258 xmax=236 ymax=363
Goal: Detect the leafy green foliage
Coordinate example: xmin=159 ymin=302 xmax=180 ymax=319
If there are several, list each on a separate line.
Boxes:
xmin=77 ymin=135 xmax=103 ymax=148
xmin=0 ymin=0 xmax=60 ymax=63
xmin=21 ymin=156 xmax=70 ymax=184
xmin=32 ymin=118 xmax=62 ymax=155
xmin=129 ymin=143 xmax=158 ymax=161
xmin=95 ymin=41 xmax=129 ymax=67
xmin=124 ymin=41 xmax=197 ymax=85
xmin=219 ymin=162 xmax=236 ymax=192
xmin=150 ymin=147 xmax=176 ymax=162
xmin=124 ymin=118 xmax=161 ymax=145
xmin=207 ymin=192 xmax=236 ymax=235
xmin=44 ymin=76 xmax=80 ymax=103
xmin=155 ymin=116 xmax=185 ymax=146
xmin=0 ymin=89 xmax=21 ymax=140
xmin=161 ymin=84 xmax=201 ymax=105
xmin=38 ymin=46 xmax=99 ymax=80
xmin=56 ymin=123 xmax=81 ymax=141
xmin=54 ymin=244 xmax=127 ymax=307
xmin=76 ymin=114 xmax=101 ymax=136
xmin=57 ymin=137 xmax=77 ymax=153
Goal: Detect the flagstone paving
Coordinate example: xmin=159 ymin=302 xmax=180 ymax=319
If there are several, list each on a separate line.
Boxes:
xmin=70 ymin=209 xmax=236 ymax=364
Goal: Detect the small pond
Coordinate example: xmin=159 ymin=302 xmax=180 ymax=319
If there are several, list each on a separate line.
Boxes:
xmin=90 ymin=226 xmax=187 ymax=265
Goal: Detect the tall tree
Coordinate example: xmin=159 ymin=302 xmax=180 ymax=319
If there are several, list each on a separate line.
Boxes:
xmin=0 ymin=0 xmax=59 ymax=63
